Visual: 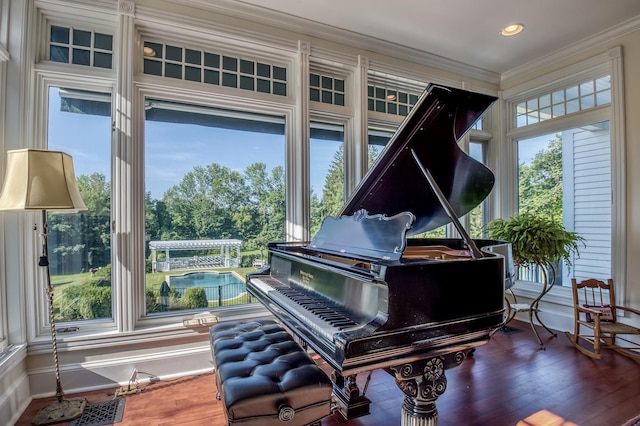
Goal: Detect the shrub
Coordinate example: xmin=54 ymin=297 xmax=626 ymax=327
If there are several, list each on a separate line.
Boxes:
xmin=182 ymin=286 xmax=208 ymax=309
xmin=59 ymin=283 xmax=111 ymax=319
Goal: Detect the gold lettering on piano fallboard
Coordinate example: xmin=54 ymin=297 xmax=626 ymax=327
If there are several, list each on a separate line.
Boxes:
xmin=300 ymin=270 xmax=314 ymax=284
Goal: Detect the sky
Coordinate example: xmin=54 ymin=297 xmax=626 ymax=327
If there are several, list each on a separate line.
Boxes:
xmin=47 ymin=87 xmax=340 ymax=200
xmin=47 ymin=87 xmax=515 ymax=201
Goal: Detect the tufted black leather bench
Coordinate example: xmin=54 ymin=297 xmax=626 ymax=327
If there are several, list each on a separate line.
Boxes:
xmin=209 ymin=319 xmax=333 ymax=426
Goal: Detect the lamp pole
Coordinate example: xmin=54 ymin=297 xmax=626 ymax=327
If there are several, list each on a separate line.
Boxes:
xmin=32 ymin=210 xmax=87 ymax=425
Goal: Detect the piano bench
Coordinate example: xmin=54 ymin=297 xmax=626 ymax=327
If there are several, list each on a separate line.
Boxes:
xmin=209 ymin=319 xmax=333 ymax=426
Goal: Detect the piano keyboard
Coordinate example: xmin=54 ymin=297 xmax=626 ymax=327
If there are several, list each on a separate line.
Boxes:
xmin=250 ymin=276 xmax=361 ymax=342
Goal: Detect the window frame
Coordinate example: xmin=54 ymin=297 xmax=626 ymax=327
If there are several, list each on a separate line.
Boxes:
xmin=30 ymin=70 xmax=118 ymax=339
xmin=129 ymin=80 xmax=296 ymax=330
xmin=500 ymin=46 xmax=625 ymax=304
xmin=0 ymin=41 xmax=8 ymax=352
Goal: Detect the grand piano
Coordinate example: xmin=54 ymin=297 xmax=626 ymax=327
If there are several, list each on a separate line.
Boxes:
xmin=247 ymin=84 xmax=512 ymax=425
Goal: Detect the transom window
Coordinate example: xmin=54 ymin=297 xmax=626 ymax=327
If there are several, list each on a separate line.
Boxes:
xmin=367 ymin=84 xmax=419 ymax=116
xmin=143 ymin=41 xmax=287 ymax=96
xmin=515 ymin=76 xmax=611 ymax=127
xmin=309 ymin=72 xmax=345 ymax=106
xmin=49 ymin=25 xmax=113 ymax=69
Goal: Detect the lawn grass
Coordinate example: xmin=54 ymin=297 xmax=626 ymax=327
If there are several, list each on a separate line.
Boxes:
xmin=51 ymin=265 xmax=260 ymax=319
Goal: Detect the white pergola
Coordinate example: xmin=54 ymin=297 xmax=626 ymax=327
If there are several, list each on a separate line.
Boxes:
xmin=149 ymin=239 xmax=242 ymax=271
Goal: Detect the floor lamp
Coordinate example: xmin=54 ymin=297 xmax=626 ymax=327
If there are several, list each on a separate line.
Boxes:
xmin=0 ymin=149 xmax=88 ymax=425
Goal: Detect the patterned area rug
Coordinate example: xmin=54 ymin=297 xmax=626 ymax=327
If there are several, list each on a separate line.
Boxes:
xmin=500 ymin=325 xmax=523 ymax=335
xmin=69 ymin=398 xmax=125 ymax=426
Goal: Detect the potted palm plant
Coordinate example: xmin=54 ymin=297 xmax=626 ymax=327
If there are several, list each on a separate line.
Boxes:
xmin=485 ymin=212 xmax=584 ymax=346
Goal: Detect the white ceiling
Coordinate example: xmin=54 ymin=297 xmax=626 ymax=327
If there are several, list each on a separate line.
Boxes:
xmin=218 ymin=0 xmax=640 ymax=75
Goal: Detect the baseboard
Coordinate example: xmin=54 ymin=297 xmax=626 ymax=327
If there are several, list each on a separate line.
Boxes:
xmin=0 ymin=346 xmax=31 ymax=426
xmin=29 ymin=342 xmax=213 ymax=398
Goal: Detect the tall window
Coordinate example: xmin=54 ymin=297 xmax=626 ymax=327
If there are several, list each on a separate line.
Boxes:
xmin=144 ymin=100 xmax=286 ymax=314
xmin=468 ymin=140 xmax=488 ymax=238
xmin=309 ymin=122 xmax=345 ymax=236
xmin=517 ymin=123 xmax=612 ymax=284
xmin=47 ymin=86 xmax=113 ymax=322
xmin=367 ymin=127 xmax=393 ymax=166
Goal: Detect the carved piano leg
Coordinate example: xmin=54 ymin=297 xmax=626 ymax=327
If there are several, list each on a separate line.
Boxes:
xmin=331 ymin=371 xmax=371 ymax=419
xmin=386 ymin=351 xmax=468 ymax=426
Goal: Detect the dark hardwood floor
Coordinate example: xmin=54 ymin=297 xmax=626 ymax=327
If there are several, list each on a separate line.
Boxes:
xmin=16 ymin=320 xmax=640 ymax=426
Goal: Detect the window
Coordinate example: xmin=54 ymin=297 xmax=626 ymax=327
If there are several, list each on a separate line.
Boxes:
xmin=368 ymin=127 xmax=393 ymax=166
xmin=47 ymin=86 xmax=113 ymax=322
xmin=144 ymin=100 xmax=286 ymax=314
xmin=367 ymin=84 xmax=419 ymax=116
xmin=515 ymin=76 xmax=611 ymax=127
xmin=468 ymin=140 xmax=488 ymax=238
xmin=503 ymin=48 xmax=624 ymax=293
xmin=143 ymin=41 xmax=287 ymax=96
xmin=0 ymin=44 xmax=8 ymax=351
xmin=309 ymin=73 xmax=345 ymax=106
xmin=309 ymin=122 xmax=345 ymax=236
xmin=517 ymin=123 xmax=612 ymax=285
xmin=49 ymin=25 xmax=113 ymax=69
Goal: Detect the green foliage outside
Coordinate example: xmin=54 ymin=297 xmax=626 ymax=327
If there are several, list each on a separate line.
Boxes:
xmin=50 ymin=134 xmax=566 ymax=319
xmin=518 ymin=136 xmax=563 ymax=219
xmin=182 ymin=287 xmax=208 ymax=309
xmin=59 ymin=281 xmax=112 ymax=319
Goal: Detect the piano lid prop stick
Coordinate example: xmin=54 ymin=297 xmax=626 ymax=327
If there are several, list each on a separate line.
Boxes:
xmin=410 ymin=148 xmax=484 ymax=259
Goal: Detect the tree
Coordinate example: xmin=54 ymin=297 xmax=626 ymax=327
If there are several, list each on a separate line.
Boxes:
xmin=311 ymin=144 xmax=389 ymax=236
xmin=162 ymin=163 xmax=249 ymax=240
xmin=320 ymin=144 xmax=345 ymax=219
xmin=244 ymin=163 xmax=285 ymax=248
xmin=49 ymin=172 xmax=111 ymax=274
xmin=519 ymin=135 xmax=563 ymax=219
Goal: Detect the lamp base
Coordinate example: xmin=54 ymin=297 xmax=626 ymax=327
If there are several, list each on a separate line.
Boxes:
xmin=32 ymin=397 xmax=87 ymax=425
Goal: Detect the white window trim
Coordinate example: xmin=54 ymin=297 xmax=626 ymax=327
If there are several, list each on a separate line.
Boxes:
xmin=129 ymin=79 xmax=295 ymax=331
xmin=28 ymin=68 xmax=118 ymax=343
xmin=500 ymin=46 xmax=626 ymax=306
xmin=0 ymin=45 xmax=7 ymax=352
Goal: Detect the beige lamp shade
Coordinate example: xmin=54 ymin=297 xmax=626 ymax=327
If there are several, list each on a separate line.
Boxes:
xmin=0 ymin=148 xmax=87 ymax=211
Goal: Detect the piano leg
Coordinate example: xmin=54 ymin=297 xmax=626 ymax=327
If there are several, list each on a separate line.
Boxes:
xmin=331 ymin=371 xmax=371 ymax=419
xmin=386 ymin=351 xmax=468 ymax=426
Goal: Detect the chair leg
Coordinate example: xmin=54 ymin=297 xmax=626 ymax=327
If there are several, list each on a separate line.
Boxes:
xmin=564 ymin=331 xmax=603 ymax=359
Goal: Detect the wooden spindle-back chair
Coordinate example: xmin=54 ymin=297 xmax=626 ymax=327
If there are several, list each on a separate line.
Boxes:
xmin=565 ymin=278 xmax=640 ymax=360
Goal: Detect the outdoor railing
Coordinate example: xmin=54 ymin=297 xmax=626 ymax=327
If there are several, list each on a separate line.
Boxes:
xmin=171 ymin=281 xmax=254 ymax=307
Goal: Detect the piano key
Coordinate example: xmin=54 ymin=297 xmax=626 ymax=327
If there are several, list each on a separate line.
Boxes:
xmin=249 ymin=276 xmax=360 ymax=342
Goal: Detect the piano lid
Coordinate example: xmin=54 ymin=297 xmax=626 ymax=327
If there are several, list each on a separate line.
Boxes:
xmin=341 ymin=84 xmax=497 ymax=235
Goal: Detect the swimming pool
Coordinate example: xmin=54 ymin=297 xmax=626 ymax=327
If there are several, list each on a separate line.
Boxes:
xmin=168 ymin=271 xmax=246 ymax=300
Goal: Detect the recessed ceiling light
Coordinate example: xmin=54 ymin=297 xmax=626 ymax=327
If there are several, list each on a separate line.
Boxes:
xmin=386 ymin=94 xmax=397 ymax=101
xmin=500 ymin=23 xmax=525 ymax=37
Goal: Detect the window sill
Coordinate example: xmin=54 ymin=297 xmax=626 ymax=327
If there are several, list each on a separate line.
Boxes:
xmin=28 ymin=304 xmax=270 ymax=354
xmin=509 ymin=279 xmax=574 ymax=307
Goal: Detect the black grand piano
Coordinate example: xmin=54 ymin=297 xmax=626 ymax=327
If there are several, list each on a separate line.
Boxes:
xmin=247 ymin=84 xmax=512 ymax=425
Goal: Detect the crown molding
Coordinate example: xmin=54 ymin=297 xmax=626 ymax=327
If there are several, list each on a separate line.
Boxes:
xmin=165 ymin=0 xmax=500 ymax=85
xmin=501 ymin=15 xmax=640 ymax=84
